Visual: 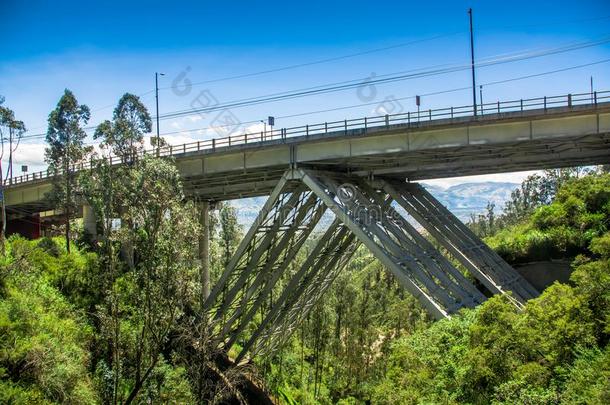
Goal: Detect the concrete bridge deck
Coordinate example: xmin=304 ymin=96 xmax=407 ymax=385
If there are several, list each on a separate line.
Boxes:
xmin=5 ymin=91 xmax=610 ymax=215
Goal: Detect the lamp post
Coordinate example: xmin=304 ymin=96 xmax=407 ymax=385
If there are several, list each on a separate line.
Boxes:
xmin=260 ymin=120 xmax=267 ymax=140
xmin=155 ymin=72 xmax=165 ymax=156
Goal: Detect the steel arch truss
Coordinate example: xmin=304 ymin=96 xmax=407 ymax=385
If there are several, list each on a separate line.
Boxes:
xmin=203 ymin=168 xmax=537 ymax=362
xmin=202 ymin=172 xmax=328 ymax=351
xmin=236 ymin=219 xmax=358 ymax=362
xmin=299 ymin=169 xmax=486 ymax=319
xmin=382 ymin=180 xmax=538 ymax=305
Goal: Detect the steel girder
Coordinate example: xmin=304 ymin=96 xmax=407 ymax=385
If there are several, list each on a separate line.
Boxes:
xmin=202 ymin=171 xmax=328 ymax=350
xmin=298 ymin=169 xmax=486 ymax=320
xmin=383 ymin=180 xmax=539 ymax=304
xmin=204 ymin=168 xmax=534 ymax=362
xmin=235 ymin=219 xmax=359 ymax=362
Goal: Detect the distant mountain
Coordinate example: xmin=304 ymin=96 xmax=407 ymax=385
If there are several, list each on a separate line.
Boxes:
xmin=229 ymin=181 xmax=520 ymax=228
xmin=423 ymin=181 xmax=519 ymax=222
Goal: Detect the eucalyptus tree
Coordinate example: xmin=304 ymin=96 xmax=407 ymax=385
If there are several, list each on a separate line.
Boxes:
xmin=92 ymin=93 xmax=152 ymax=266
xmin=45 ymin=89 xmax=91 ymax=252
xmin=83 ymin=156 xmax=201 ymax=404
xmin=94 ymin=93 xmax=152 ymax=160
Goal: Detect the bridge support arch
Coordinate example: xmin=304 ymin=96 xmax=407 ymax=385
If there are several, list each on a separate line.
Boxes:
xmin=203 ymin=168 xmax=538 ymax=362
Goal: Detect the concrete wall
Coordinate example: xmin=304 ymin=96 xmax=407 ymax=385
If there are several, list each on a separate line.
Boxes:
xmin=514 ymin=260 xmax=573 ymax=292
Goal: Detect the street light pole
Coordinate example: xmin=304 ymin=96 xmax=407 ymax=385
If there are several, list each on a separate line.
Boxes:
xmin=468 ymin=8 xmax=477 ymax=116
xmin=155 ymin=72 xmax=164 ymax=156
xmin=260 ymin=120 xmax=267 ymax=140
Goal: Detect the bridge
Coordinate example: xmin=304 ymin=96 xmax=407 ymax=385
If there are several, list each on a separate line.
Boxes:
xmin=4 ymin=90 xmax=610 ymax=362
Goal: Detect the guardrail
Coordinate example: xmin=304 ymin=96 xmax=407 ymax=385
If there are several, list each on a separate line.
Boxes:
xmin=6 ymin=89 xmax=609 ymax=187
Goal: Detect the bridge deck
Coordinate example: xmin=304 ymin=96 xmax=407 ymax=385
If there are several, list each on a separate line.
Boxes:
xmin=5 ymin=91 xmax=610 ymax=214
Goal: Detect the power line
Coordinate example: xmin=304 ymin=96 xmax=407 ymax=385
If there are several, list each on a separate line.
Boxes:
xmin=14 ymin=57 xmax=610 ymax=145
xmin=156 ymin=32 xmax=465 ymax=90
xmin=15 ymin=14 xmax=610 ymax=138
xmin=155 ymin=36 xmax=610 ymax=121
xmin=155 ymin=15 xmax=610 ymax=92
xmin=15 ymin=35 xmax=610 ymax=142
xmin=480 ymin=14 xmax=610 ymax=31
xmin=59 ymin=58 xmax=610 ymax=143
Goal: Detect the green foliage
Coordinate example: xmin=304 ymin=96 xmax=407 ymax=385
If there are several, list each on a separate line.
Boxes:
xmin=219 ymin=203 xmax=241 ymax=267
xmin=5 ymin=132 xmax=610 ymax=405
xmin=561 ymin=346 xmax=610 ymax=404
xmin=487 ymin=173 xmax=610 ymax=263
xmin=94 ymin=93 xmax=152 ymax=158
xmin=45 ymin=89 xmax=91 ymax=174
xmin=44 ymin=89 xmax=92 ymax=251
xmin=0 ymin=238 xmax=97 ymax=403
xmin=365 ymin=171 xmax=610 ymax=405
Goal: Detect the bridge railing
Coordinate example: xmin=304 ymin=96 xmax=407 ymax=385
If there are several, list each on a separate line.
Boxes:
xmin=6 ymin=89 xmax=610 ymax=187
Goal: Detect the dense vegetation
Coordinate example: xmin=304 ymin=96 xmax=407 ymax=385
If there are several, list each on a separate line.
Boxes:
xmin=258 ymin=169 xmax=610 ymax=404
xmin=1 ymin=169 xmax=609 ymax=404
xmin=1 ymin=90 xmax=609 ymax=403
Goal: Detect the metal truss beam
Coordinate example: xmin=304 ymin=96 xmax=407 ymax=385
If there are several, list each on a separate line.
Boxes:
xmin=298 ymin=169 xmax=485 ymax=319
xmin=221 ymin=191 xmax=327 ymax=348
xmin=204 ymin=168 xmax=537 ymax=361
xmin=384 ymin=180 xmax=538 ymax=304
xmin=203 ymin=171 xmax=329 ymax=350
xmin=236 ymin=219 xmax=358 ymax=362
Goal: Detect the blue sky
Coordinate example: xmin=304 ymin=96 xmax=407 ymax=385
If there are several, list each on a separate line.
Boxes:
xmin=1 ymin=0 xmax=609 ymax=186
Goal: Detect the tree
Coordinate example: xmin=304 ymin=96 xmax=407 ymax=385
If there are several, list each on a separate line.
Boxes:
xmin=0 ymin=96 xmax=26 ymax=248
xmin=83 ymin=156 xmax=200 ymax=404
xmin=94 ymin=93 xmax=151 ymax=159
xmin=219 ymin=203 xmax=240 ymax=267
xmin=45 ymin=89 xmax=91 ymax=252
xmin=93 ymin=93 xmax=152 ymax=266
xmin=502 ymin=168 xmax=589 ymax=226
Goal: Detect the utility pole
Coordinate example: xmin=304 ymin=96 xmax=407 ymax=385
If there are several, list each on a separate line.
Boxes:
xmin=155 ymin=72 xmax=164 ymax=156
xmin=468 ymin=8 xmax=477 ymax=116
xmin=479 ymin=85 xmax=483 ymax=115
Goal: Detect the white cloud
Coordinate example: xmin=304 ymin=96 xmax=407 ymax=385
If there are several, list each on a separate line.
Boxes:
xmin=6 ymin=142 xmax=46 ymax=168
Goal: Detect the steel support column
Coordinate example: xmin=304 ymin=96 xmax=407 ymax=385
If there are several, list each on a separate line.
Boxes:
xmin=298 ymin=169 xmax=484 ymax=319
xmin=202 ymin=168 xmax=538 ymax=361
xmin=238 ymin=219 xmax=359 ymax=361
xmin=203 ymin=171 xmax=329 ymax=351
xmin=220 ymin=191 xmax=327 ymax=349
xmin=385 ymin=180 xmax=538 ymax=304
xmin=83 ymin=204 xmax=97 ymax=240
